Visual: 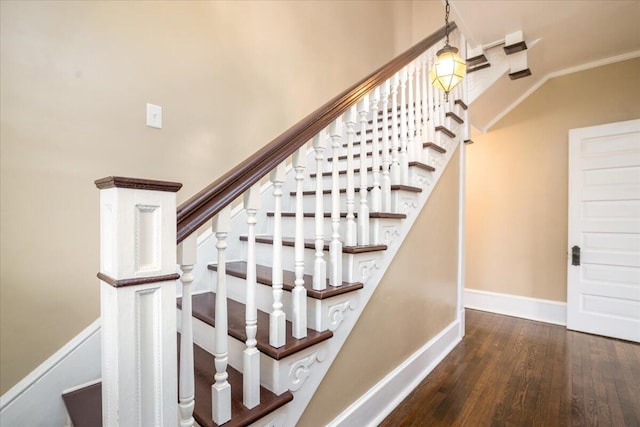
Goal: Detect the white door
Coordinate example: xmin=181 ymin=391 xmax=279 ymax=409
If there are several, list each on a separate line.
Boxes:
xmin=567 ymin=119 xmax=640 ymax=342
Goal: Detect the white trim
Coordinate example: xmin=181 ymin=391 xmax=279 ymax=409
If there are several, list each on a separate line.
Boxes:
xmin=482 ymin=50 xmax=640 ymax=132
xmin=0 ymin=319 xmax=102 ymax=427
xmin=456 ymin=142 xmax=466 ymax=335
xmin=464 ymin=288 xmax=567 ymax=326
xmin=327 ymin=319 xmax=461 ymax=427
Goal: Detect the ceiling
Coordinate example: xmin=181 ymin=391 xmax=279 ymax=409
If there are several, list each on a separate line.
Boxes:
xmin=449 ymin=0 xmax=640 ymax=132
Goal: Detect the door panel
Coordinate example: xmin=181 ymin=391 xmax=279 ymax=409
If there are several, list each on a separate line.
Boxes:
xmin=567 ymin=119 xmax=640 ymax=342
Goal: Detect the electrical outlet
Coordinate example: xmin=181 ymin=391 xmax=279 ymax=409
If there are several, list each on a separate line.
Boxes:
xmin=146 ymin=103 xmax=162 ymax=129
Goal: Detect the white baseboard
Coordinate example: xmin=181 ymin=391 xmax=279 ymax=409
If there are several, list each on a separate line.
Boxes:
xmin=464 ymin=288 xmax=567 ymax=326
xmin=0 ymin=319 xmax=101 ymax=427
xmin=327 ymin=319 xmax=461 ymax=427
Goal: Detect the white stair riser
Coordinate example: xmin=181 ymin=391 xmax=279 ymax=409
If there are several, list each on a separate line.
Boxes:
xmin=267 ymin=215 xmax=405 ymax=247
xmin=215 ymin=274 xmax=360 ymax=332
xmin=288 ymin=187 xmax=421 ymax=215
xmin=179 ymin=309 xmax=332 ymax=396
xmin=248 ymin=240 xmax=384 ymax=284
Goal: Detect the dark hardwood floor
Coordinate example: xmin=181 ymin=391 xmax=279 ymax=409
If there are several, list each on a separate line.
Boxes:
xmin=381 ymin=309 xmax=640 ymax=427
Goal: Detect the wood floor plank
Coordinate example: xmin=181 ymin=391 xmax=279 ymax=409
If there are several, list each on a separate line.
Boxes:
xmin=381 ymin=309 xmax=640 ymax=427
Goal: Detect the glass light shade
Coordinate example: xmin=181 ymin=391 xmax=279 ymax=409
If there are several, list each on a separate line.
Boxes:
xmin=429 ymin=45 xmax=466 ymax=95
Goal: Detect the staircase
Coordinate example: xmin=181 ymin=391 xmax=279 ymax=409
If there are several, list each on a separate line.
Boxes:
xmin=62 ymin=24 xmax=469 ymax=427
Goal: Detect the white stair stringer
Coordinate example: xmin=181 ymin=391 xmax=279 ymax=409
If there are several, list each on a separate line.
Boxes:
xmin=184 ymin=131 xmax=462 ymax=426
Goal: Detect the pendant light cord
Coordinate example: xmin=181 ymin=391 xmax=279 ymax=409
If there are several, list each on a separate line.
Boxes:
xmin=445 ymin=0 xmax=451 ymax=45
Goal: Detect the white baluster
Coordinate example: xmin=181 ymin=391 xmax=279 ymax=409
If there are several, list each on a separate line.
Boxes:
xmin=178 ymin=236 xmax=196 ymax=427
xmin=399 ymin=67 xmax=409 ymax=185
xmin=329 ymin=118 xmax=343 ymax=287
xmin=293 ymin=147 xmax=308 ymax=338
xmin=370 ymin=87 xmax=382 ymax=213
xmin=421 ymin=56 xmax=429 ymax=143
xmin=313 ymin=131 xmax=327 ymax=290
xmin=243 ymin=185 xmax=260 ymax=409
xmin=426 ymin=55 xmax=436 ymax=145
xmin=345 ymin=106 xmax=357 ymax=247
xmin=407 ymin=64 xmax=416 ymax=163
xmin=414 ymin=60 xmax=423 ymax=159
xmin=269 ymin=164 xmax=286 ymax=348
xmin=357 ymin=95 xmax=370 ymax=246
xmin=390 ymin=74 xmax=401 ymax=187
xmin=211 ymin=208 xmax=231 ymax=425
xmin=380 ymin=80 xmax=392 ymax=212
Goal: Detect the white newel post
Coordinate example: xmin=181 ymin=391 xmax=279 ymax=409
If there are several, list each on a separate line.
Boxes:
xmin=95 ymin=176 xmax=181 ymax=427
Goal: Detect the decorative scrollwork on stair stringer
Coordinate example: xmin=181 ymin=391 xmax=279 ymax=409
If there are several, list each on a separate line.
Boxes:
xmin=288 ymin=350 xmax=327 ymax=392
xmin=327 ymin=299 xmax=358 ymax=332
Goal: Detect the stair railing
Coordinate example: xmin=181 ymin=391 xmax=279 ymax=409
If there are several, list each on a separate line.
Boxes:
xmin=96 ymin=23 xmax=461 ymax=427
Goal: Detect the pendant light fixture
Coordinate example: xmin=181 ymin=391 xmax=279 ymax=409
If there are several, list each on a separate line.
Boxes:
xmin=429 ymin=0 xmax=466 ymax=100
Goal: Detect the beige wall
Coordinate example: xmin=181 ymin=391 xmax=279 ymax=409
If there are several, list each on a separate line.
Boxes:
xmin=299 ymin=148 xmax=460 ymax=426
xmin=466 ymin=58 xmax=640 ymax=302
xmin=0 ymin=0 xmax=419 ymax=394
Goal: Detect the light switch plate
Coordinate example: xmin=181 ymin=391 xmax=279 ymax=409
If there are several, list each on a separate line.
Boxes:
xmin=146 ymin=103 xmax=162 ymax=129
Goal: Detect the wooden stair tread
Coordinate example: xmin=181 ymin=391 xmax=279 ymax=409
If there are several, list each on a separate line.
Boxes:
xmin=62 ymin=382 xmax=101 ymax=427
xmin=454 ymin=99 xmax=468 ymax=110
xmin=408 ymin=161 xmax=435 ymax=172
xmin=422 ymin=142 xmax=446 ymax=153
xmin=435 ymin=126 xmax=455 ymax=138
xmin=445 ymin=111 xmax=464 ymax=124
xmin=266 ymin=211 xmax=406 ymax=219
xmin=311 ymin=160 xmax=434 ymax=177
xmin=178 ymin=292 xmax=333 ymax=360
xmin=292 ymin=184 xmax=422 ymax=196
xmin=330 ymin=142 xmax=446 ymax=160
xmin=329 ymin=149 xmax=390 ymax=162
xmin=241 ymin=235 xmax=388 ymax=254
xmin=310 ymin=166 xmax=375 ymax=178
xmin=188 ymin=337 xmax=293 ymax=427
xmin=61 ymin=339 xmax=294 ymax=427
xmin=208 ymin=261 xmax=364 ymax=299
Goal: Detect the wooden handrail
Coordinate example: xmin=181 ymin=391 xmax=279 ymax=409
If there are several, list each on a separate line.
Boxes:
xmin=176 ymin=23 xmax=455 ymax=243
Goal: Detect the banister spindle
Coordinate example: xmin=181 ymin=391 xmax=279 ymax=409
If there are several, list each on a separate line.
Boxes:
xmin=178 ymin=235 xmax=196 ymax=427
xmin=243 ymin=185 xmax=260 ymax=409
xmin=370 ymin=87 xmax=382 ymax=213
xmin=426 ymin=55 xmax=436 ymax=146
xmin=390 ymin=75 xmax=401 ymax=187
xmin=211 ymin=207 xmax=231 ymax=425
xmin=380 ymin=80 xmax=392 ymax=212
xmin=399 ymin=66 xmax=410 ymax=185
xmin=269 ymin=164 xmax=286 ymax=348
xmin=345 ymin=106 xmax=357 ymax=247
xmin=421 ymin=56 xmax=429 ymax=143
xmin=407 ymin=64 xmax=416 ymax=163
xmin=313 ymin=131 xmax=327 ymax=291
xmin=329 ymin=118 xmax=343 ymax=286
xmin=293 ymin=147 xmax=308 ymax=338
xmin=414 ymin=60 xmax=423 ymax=157
xmin=357 ymin=95 xmax=370 ymax=246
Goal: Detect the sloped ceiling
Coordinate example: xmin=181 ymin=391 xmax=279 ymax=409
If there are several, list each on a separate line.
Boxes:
xmin=449 ymin=0 xmax=640 ymax=132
